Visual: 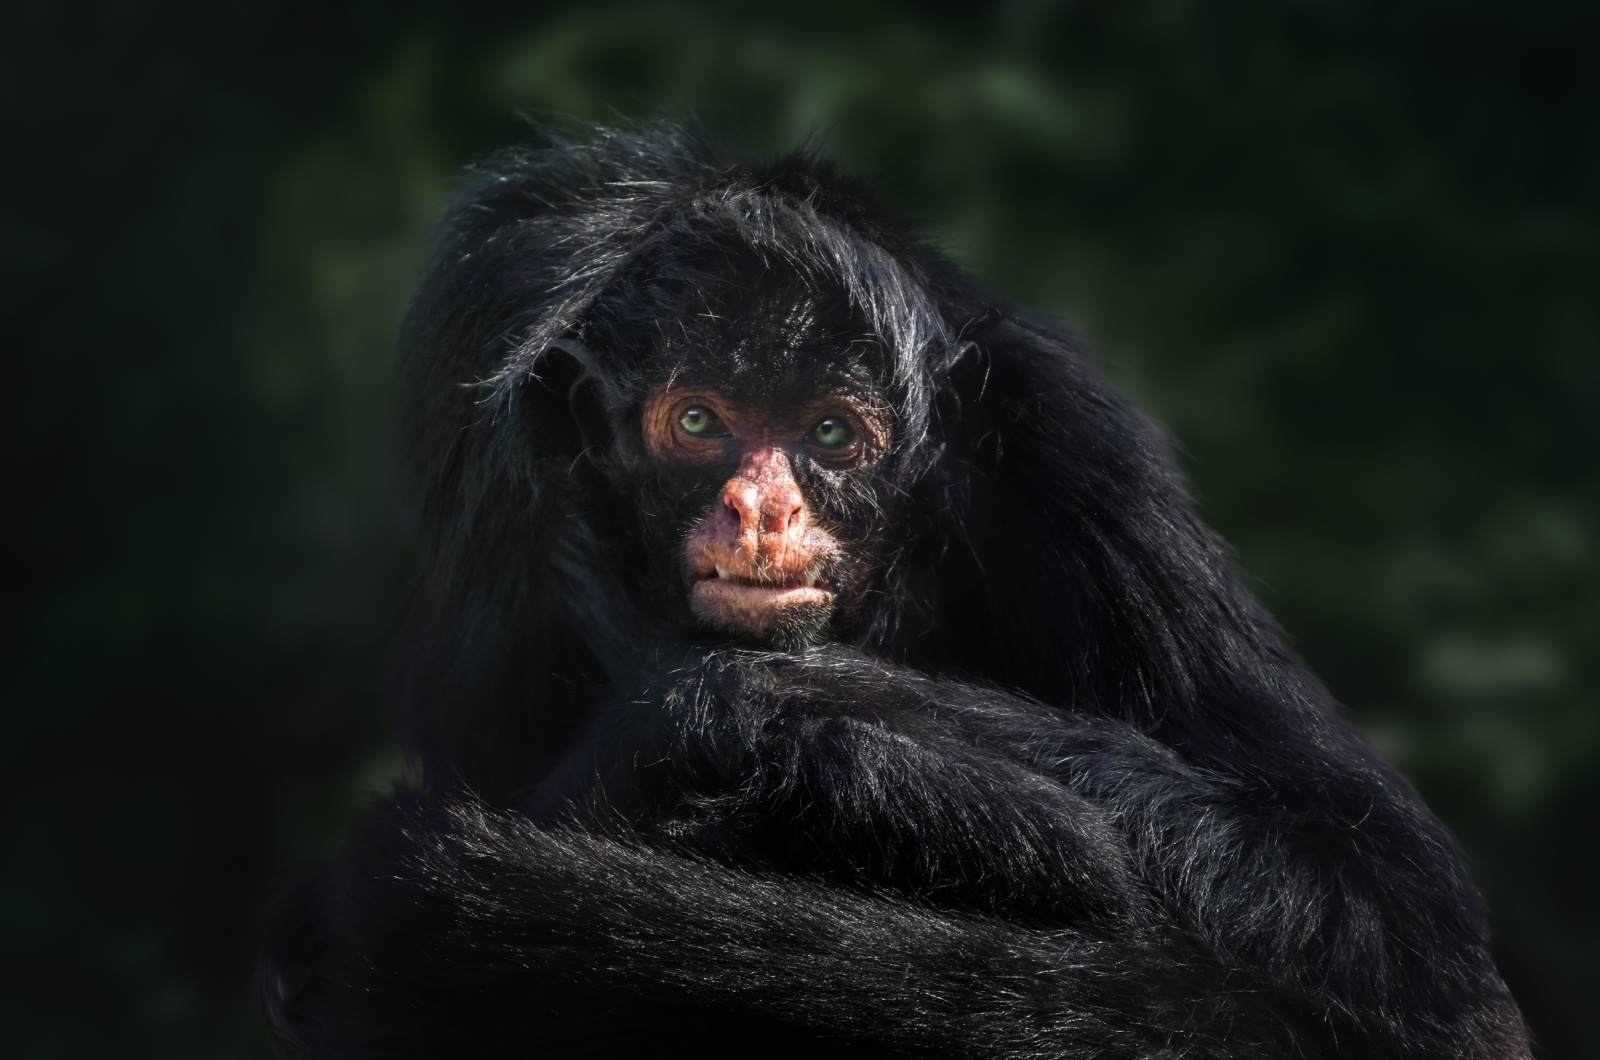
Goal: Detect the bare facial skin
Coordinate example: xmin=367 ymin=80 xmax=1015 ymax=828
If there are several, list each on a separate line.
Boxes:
xmin=640 ymin=383 xmax=888 ymax=640
xmin=684 ymin=446 xmax=838 ymax=638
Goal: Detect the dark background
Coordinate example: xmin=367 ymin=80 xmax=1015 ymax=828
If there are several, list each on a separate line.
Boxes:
xmin=5 ymin=2 xmax=1596 ymax=1057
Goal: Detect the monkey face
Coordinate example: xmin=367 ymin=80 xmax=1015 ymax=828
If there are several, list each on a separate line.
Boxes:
xmin=639 ymin=380 xmax=893 ymax=645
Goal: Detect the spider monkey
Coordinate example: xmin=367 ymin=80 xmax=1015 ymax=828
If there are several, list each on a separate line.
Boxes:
xmin=261 ymin=124 xmax=1530 ymax=1060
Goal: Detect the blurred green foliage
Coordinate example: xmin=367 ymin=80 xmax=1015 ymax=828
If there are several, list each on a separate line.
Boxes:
xmin=4 ymin=2 xmax=1596 ymax=1057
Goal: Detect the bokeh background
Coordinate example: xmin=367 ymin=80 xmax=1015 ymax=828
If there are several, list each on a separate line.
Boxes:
xmin=6 ymin=2 xmax=1597 ymax=1057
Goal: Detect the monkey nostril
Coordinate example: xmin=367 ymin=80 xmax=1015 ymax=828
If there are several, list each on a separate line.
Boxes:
xmin=781 ymin=497 xmax=805 ymax=533
xmin=722 ymin=482 xmax=759 ymax=525
xmin=722 ymin=478 xmax=807 ymax=539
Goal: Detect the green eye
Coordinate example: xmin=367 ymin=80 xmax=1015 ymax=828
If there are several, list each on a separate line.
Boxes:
xmin=808 ymin=416 xmax=855 ymax=450
xmin=677 ymin=406 xmax=723 ymax=436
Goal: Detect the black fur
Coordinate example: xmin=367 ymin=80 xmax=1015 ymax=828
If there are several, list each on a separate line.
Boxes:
xmin=261 ymin=123 xmax=1529 ymax=1059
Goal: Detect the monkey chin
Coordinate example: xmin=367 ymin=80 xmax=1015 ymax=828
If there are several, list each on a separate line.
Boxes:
xmin=688 ymin=577 xmax=836 ymax=645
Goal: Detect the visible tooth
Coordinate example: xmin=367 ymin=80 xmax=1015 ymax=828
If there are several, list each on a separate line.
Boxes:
xmin=715 ymin=566 xmax=732 ymax=580
xmin=804 ymin=573 xmax=818 ymax=588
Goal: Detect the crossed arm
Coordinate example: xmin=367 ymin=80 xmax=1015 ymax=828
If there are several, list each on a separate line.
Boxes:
xmin=264 ymin=648 xmax=1526 ymax=1060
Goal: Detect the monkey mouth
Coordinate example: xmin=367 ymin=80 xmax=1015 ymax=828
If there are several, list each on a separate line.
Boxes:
xmin=711 ymin=565 xmax=825 ymax=589
xmin=693 ymin=566 xmax=833 ymax=602
xmin=687 ymin=563 xmax=836 ymax=637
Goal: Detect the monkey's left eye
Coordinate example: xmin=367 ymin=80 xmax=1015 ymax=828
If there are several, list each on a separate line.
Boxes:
xmin=677 ymin=406 xmax=727 ymax=437
xmin=808 ymin=417 xmax=855 ymax=450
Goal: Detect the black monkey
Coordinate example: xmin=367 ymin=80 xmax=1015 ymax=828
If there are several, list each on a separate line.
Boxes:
xmin=261 ymin=124 xmax=1530 ymax=1060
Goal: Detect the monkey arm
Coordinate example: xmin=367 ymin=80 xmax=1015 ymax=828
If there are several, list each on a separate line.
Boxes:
xmin=261 ymin=792 xmax=1304 ymax=1060
xmin=530 ymin=647 xmax=1149 ymax=930
xmin=264 ymin=648 xmax=1524 ymax=1060
xmin=528 ymin=648 xmax=1526 ymax=1060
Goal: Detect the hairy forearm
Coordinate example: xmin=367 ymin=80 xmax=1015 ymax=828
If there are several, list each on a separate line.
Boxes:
xmin=534 ymin=647 xmax=1525 ymax=1056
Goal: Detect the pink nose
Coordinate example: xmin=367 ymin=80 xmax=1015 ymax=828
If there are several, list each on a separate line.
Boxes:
xmin=722 ymin=448 xmax=806 ymax=537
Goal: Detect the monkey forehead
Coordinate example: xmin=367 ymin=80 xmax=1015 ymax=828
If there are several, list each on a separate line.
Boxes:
xmin=630 ymin=251 xmax=898 ymax=364
xmin=661 ymin=352 xmax=882 ymax=397
xmin=671 ymin=303 xmax=892 ymax=379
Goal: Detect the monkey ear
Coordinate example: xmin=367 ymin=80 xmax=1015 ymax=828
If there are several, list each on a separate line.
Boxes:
xmin=943 ymin=340 xmax=992 ymax=400
xmin=933 ymin=339 xmax=996 ymax=462
xmin=534 ymin=338 xmax=615 ymax=463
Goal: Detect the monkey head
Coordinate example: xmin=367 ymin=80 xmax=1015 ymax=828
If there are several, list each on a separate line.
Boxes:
xmin=557 ymin=259 xmax=912 ymax=651
xmin=639 ymin=367 xmax=894 ymax=645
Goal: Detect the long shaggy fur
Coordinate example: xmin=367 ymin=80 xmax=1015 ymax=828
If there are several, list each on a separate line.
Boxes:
xmin=262 ymin=122 xmax=1529 ymax=1059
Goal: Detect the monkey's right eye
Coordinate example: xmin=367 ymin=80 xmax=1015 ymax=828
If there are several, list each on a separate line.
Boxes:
xmin=677 ymin=407 xmax=726 ymax=437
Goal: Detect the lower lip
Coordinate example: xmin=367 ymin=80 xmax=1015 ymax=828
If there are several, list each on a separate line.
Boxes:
xmin=690 ymin=579 xmax=834 ymax=608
